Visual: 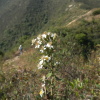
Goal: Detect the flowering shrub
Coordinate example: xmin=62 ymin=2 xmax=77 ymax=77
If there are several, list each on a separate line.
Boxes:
xmin=32 ymin=32 xmax=60 ymax=99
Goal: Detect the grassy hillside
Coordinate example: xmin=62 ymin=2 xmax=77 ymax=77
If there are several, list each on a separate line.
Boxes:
xmin=0 ymin=0 xmax=97 ymax=52
xmin=0 ymin=0 xmax=30 ymax=50
xmin=75 ymin=0 xmax=100 ymax=9
xmin=0 ymin=0 xmax=100 ymax=99
xmin=0 ymin=17 xmax=100 ymax=99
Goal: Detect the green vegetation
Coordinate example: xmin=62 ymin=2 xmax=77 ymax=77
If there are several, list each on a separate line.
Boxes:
xmin=50 ymin=18 xmax=100 ymax=61
xmin=0 ymin=0 xmax=93 ymax=52
xmin=0 ymin=0 xmax=100 ymax=99
xmin=75 ymin=0 xmax=100 ymax=9
xmin=0 ymin=51 xmax=4 ymax=57
xmin=0 ymin=23 xmax=100 ymax=99
xmin=75 ymin=33 xmax=94 ymax=59
xmin=0 ymin=50 xmax=4 ymax=61
xmin=93 ymin=9 xmax=100 ymax=15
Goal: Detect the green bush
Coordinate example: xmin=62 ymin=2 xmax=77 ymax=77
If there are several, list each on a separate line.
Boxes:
xmin=93 ymin=9 xmax=100 ymax=15
xmin=0 ymin=51 xmax=4 ymax=57
xmin=75 ymin=33 xmax=94 ymax=59
xmin=75 ymin=33 xmax=87 ymax=45
xmin=0 ymin=50 xmax=4 ymax=61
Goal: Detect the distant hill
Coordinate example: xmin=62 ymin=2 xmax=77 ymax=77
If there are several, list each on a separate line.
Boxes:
xmin=75 ymin=0 xmax=100 ymax=9
xmin=0 ymin=0 xmax=100 ymax=51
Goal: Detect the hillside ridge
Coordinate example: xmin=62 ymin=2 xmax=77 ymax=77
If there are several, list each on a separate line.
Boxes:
xmin=0 ymin=0 xmax=100 ymax=51
xmin=66 ymin=8 xmax=100 ymax=27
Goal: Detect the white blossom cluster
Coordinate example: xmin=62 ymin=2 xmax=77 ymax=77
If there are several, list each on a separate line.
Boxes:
xmin=38 ymin=55 xmax=51 ymax=69
xmin=31 ymin=32 xmax=57 ymax=50
xmin=54 ymin=61 xmax=60 ymax=66
xmin=32 ymin=32 xmax=57 ymax=70
xmin=32 ymin=32 xmax=58 ymax=97
xmin=39 ymin=75 xmax=46 ymax=97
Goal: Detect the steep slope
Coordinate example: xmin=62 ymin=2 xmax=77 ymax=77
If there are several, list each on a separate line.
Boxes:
xmin=0 ymin=0 xmax=30 ymax=35
xmin=0 ymin=7 xmax=100 ymax=99
xmin=0 ymin=0 xmax=30 ymax=51
xmin=1 ymin=22 xmax=100 ymax=100
xmin=75 ymin=0 xmax=100 ymax=9
xmin=0 ymin=0 xmax=100 ymax=52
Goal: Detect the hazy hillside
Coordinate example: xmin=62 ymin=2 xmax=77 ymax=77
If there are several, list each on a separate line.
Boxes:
xmin=75 ymin=0 xmax=100 ymax=9
xmin=0 ymin=0 xmax=30 ymax=29
xmin=0 ymin=0 xmax=100 ymax=51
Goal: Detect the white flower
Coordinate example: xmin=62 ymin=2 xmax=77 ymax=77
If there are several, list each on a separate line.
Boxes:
xmin=37 ymin=35 xmax=42 ymax=40
xmin=47 ymin=32 xmax=51 ymax=35
xmin=44 ymin=42 xmax=53 ymax=49
xmin=54 ymin=62 xmax=60 ymax=66
xmin=53 ymin=33 xmax=57 ymax=39
xmin=35 ymin=40 xmax=42 ymax=48
xmin=38 ymin=64 xmax=43 ymax=69
xmin=50 ymin=33 xmax=57 ymax=40
xmin=51 ymin=33 xmax=54 ymax=37
xmin=39 ymin=89 xmax=44 ymax=97
xmin=38 ymin=40 xmax=42 ymax=45
xmin=37 ymin=37 xmax=41 ymax=40
xmin=39 ymin=60 xmax=44 ymax=65
xmin=42 ymin=83 xmax=45 ymax=87
xmin=31 ymin=39 xmax=36 ymax=45
xmin=35 ymin=45 xmax=40 ymax=48
xmin=40 ymin=46 xmax=46 ymax=53
xmin=69 ymin=5 xmax=73 ymax=8
xmin=41 ymin=55 xmax=51 ymax=62
xmin=47 ymin=43 xmax=50 ymax=47
xmin=42 ymin=34 xmax=47 ymax=39
xmin=40 ymin=50 xmax=44 ymax=53
xmin=42 ymin=75 xmax=46 ymax=83
xmin=37 ymin=60 xmax=44 ymax=69
xmin=44 ymin=47 xmax=46 ymax=50
xmin=46 ymin=43 xmax=53 ymax=49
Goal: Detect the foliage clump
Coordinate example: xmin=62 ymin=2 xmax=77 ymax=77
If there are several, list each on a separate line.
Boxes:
xmin=93 ymin=9 xmax=100 ymax=16
xmin=75 ymin=33 xmax=94 ymax=59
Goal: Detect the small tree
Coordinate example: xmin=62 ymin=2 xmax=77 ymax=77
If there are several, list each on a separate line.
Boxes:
xmin=75 ymin=33 xmax=94 ymax=60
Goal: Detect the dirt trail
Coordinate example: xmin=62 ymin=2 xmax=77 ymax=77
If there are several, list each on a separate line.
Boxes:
xmin=4 ymin=49 xmax=29 ymax=65
xmin=3 ymin=48 xmax=35 ymax=72
xmin=4 ymin=56 xmax=19 ymax=65
xmin=66 ymin=10 xmax=92 ymax=26
xmin=3 ymin=51 xmax=27 ymax=70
